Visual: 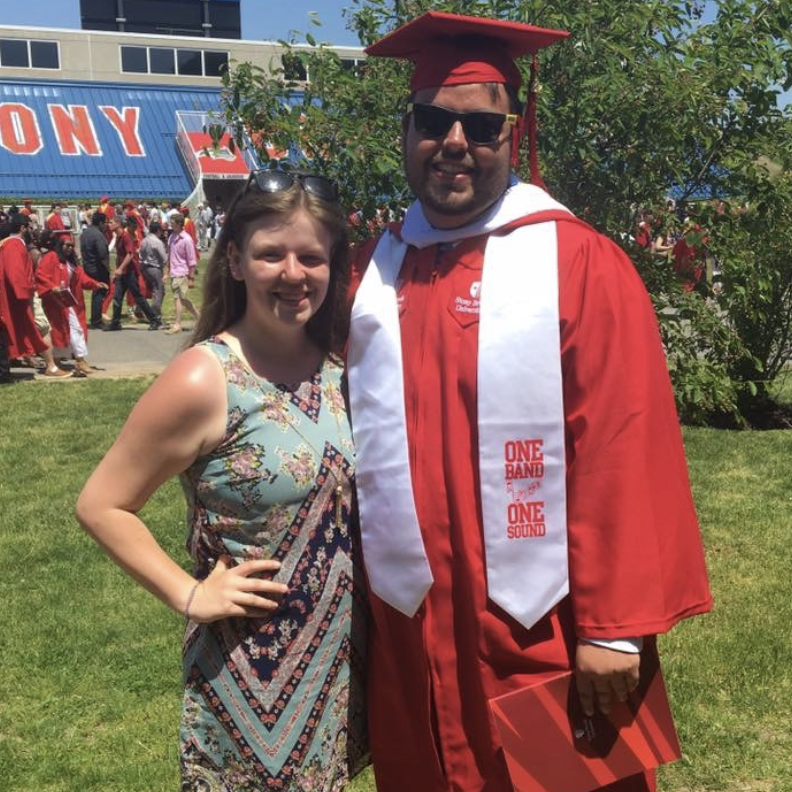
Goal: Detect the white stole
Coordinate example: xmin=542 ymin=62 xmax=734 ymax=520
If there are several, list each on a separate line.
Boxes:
xmin=347 ymin=182 xmax=572 ymax=629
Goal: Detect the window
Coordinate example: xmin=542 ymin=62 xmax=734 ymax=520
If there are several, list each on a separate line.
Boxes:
xmin=177 ymin=49 xmax=202 ymax=76
xmin=30 ymin=41 xmax=59 ymax=69
xmin=204 ymin=50 xmax=228 ymax=77
xmin=341 ymin=57 xmax=366 ymax=77
xmin=150 ymin=47 xmax=175 ymax=75
xmin=282 ymin=53 xmax=307 ymax=81
xmin=0 ymin=39 xmax=29 ymax=67
xmin=119 ymin=44 xmax=228 ymax=77
xmin=121 ymin=45 xmax=148 ymax=74
xmin=0 ymin=38 xmax=60 ymax=70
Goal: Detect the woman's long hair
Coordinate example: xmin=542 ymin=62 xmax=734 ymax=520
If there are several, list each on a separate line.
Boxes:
xmin=189 ymin=181 xmax=349 ymax=354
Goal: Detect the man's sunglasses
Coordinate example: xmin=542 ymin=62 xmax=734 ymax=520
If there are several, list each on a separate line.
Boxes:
xmin=407 ymin=102 xmax=518 ymax=146
xmin=244 ymin=169 xmax=339 ymax=203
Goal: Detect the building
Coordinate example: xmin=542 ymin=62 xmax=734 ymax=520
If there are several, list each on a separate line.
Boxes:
xmin=0 ymin=22 xmax=364 ymax=209
xmin=80 ymin=0 xmax=242 ymax=40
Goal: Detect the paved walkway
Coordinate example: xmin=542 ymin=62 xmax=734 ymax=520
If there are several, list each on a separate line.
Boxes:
xmin=8 ymin=321 xmax=194 ymax=382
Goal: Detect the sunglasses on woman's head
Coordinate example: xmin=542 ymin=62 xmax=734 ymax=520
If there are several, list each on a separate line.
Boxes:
xmin=407 ymin=102 xmax=518 ymax=146
xmin=245 ymin=169 xmax=339 ymax=203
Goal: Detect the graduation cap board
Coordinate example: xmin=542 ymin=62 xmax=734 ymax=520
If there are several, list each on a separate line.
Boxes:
xmin=489 ymin=650 xmax=681 ymax=792
xmin=365 ymin=11 xmax=569 ymax=181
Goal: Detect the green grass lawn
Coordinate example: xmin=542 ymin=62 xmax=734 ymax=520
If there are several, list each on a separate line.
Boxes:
xmin=0 ymin=380 xmax=790 ymax=792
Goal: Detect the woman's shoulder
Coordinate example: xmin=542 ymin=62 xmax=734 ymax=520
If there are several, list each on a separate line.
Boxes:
xmin=151 ymin=344 xmax=227 ymax=409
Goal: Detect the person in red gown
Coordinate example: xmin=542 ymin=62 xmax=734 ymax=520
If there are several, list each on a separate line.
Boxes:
xmin=123 ymin=200 xmax=146 ymax=243
xmin=45 ymin=203 xmax=66 ymax=232
xmin=36 ymin=231 xmax=107 ymax=375
xmin=106 ymin=216 xmax=159 ymax=331
xmin=0 ymin=215 xmax=69 ymax=377
xmin=672 ymin=221 xmax=708 ymax=293
xmin=347 ymin=13 xmax=713 ymax=792
xmin=180 ymin=206 xmax=201 ymax=261
xmin=97 ymin=195 xmax=116 ymax=221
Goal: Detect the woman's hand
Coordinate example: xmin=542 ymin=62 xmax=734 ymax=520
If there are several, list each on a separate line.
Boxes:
xmin=574 ymin=641 xmax=640 ymax=716
xmin=187 ymin=558 xmax=289 ymax=623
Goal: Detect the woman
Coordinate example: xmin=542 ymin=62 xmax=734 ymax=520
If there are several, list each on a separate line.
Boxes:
xmin=35 ymin=231 xmax=107 ymax=376
xmin=77 ymin=169 xmax=368 ymax=790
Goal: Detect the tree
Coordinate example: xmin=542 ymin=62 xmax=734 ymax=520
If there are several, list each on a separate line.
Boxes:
xmin=216 ymin=0 xmax=792 ymax=424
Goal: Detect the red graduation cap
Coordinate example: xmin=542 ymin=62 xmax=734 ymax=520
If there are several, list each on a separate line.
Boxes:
xmin=54 ymin=229 xmax=76 ymax=244
xmin=366 ymin=11 xmax=569 ymax=184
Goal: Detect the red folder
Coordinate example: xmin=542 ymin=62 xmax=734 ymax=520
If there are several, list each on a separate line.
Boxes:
xmin=55 ymin=288 xmax=78 ymax=308
xmin=489 ymin=651 xmax=680 ymax=792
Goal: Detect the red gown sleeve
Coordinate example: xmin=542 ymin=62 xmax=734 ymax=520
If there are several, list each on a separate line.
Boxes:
xmin=74 ymin=266 xmax=103 ymax=291
xmin=6 ymin=243 xmax=36 ymax=300
xmin=35 ymin=252 xmax=61 ymax=298
xmin=557 ymin=220 xmax=713 ymax=639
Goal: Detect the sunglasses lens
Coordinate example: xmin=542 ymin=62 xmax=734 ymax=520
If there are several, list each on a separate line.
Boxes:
xmin=413 ymin=104 xmax=454 ymax=138
xmin=255 ymin=170 xmax=294 ymax=193
xmin=464 ymin=113 xmax=506 ymax=144
xmin=301 ymin=176 xmax=338 ymax=202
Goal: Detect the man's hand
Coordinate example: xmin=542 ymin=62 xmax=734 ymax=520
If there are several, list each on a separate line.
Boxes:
xmin=575 ymin=641 xmax=640 ymax=716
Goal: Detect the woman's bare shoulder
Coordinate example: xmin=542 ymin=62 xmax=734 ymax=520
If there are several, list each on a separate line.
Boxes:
xmin=123 ymin=344 xmax=229 ymax=454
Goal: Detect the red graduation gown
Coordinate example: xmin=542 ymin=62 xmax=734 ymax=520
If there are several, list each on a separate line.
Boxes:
xmin=184 ymin=217 xmax=200 ymax=259
xmin=36 ymin=252 xmax=104 ymax=347
xmin=350 ymin=213 xmax=713 ymax=792
xmin=0 ymin=237 xmax=48 ymax=358
xmin=45 ymin=212 xmax=66 ymax=232
xmin=36 ymin=251 xmax=71 ymax=348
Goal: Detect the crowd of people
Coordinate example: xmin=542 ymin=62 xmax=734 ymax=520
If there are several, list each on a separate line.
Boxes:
xmin=0 ymin=196 xmax=226 ymax=384
xmin=632 ymin=198 xmax=729 ymax=294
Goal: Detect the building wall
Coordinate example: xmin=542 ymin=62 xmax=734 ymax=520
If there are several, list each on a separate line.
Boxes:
xmin=0 ymin=25 xmax=364 ymax=86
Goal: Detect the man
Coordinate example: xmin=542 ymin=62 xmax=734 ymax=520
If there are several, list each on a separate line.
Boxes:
xmin=97 ymin=195 xmax=115 ymax=221
xmin=106 ymin=216 xmax=159 ymax=331
xmin=166 ymin=201 xmax=183 ymax=228
xmin=80 ymin=212 xmax=111 ymax=328
xmin=197 ymin=201 xmax=213 ymax=250
xmin=164 ymin=213 xmax=199 ymax=334
xmin=123 ymin=200 xmax=145 ymax=242
xmin=0 ymin=220 xmax=12 ymax=383
xmin=138 ymin=221 xmax=167 ymax=328
xmin=211 ymin=203 xmax=225 ymax=245
xmin=45 ymin=203 xmax=66 ymax=232
xmin=347 ymin=13 xmax=713 ymax=792
xmin=0 ymin=214 xmax=69 ymax=377
xmin=0 ymin=310 xmax=10 ymax=384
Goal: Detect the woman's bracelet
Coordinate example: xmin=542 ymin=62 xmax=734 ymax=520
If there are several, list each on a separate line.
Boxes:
xmin=184 ymin=581 xmax=200 ymax=620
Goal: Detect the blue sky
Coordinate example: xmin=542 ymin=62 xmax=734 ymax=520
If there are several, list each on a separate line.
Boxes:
xmin=0 ymin=0 xmax=361 ymax=46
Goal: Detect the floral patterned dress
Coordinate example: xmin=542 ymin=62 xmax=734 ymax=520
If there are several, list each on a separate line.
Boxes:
xmin=179 ymin=338 xmax=368 ymax=792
